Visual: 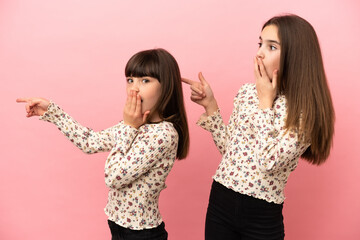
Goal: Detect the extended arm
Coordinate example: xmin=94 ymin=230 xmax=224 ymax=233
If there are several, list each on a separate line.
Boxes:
xmin=17 ymin=97 xmax=115 ymax=153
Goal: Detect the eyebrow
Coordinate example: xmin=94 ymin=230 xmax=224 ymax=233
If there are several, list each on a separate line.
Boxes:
xmin=259 ymin=36 xmax=281 ymax=45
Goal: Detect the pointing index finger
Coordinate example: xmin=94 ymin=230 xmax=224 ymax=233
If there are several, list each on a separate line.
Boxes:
xmin=181 ymin=78 xmax=195 ymax=85
xmin=16 ymin=98 xmax=30 ymax=103
xmin=198 ymin=72 xmax=208 ymax=85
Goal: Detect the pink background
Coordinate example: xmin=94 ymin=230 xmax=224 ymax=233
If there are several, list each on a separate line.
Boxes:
xmin=1 ymin=0 xmax=360 ymax=239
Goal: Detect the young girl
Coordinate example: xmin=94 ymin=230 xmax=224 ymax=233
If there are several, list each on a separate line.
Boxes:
xmin=17 ymin=48 xmax=189 ymax=240
xmin=182 ymin=14 xmax=334 ymax=239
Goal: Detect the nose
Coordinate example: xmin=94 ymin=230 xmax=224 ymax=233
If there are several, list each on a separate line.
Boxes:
xmin=130 ymin=80 xmax=140 ymax=92
xmin=256 ymin=48 xmax=264 ymax=59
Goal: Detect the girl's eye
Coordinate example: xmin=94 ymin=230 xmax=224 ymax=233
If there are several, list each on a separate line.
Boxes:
xmin=127 ymin=78 xmax=133 ymax=83
xmin=142 ymin=79 xmax=150 ymax=83
xmin=270 ymin=45 xmax=277 ymax=50
xmin=258 ymin=42 xmax=262 ymax=48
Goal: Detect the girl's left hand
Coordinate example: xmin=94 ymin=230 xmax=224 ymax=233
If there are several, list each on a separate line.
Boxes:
xmin=123 ymin=90 xmax=150 ymax=129
xmin=254 ymin=57 xmax=278 ymax=109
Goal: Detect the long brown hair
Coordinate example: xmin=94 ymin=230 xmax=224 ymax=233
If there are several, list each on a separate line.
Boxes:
xmin=263 ymin=14 xmax=335 ymax=165
xmin=125 ymin=48 xmax=189 ymax=159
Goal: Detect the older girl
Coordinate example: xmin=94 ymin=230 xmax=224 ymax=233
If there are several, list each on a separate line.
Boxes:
xmin=183 ymin=14 xmax=334 ymax=239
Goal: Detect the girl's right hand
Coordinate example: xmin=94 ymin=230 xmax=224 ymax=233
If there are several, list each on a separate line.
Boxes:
xmin=182 ymin=72 xmax=218 ymax=115
xmin=16 ymin=97 xmax=50 ymax=117
xmin=254 ymin=57 xmax=278 ymax=109
xmin=123 ymin=90 xmax=150 ymax=129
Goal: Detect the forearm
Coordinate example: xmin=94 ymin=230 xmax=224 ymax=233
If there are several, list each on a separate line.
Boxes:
xmin=40 ymin=102 xmax=114 ymax=153
xmin=197 ymin=110 xmax=228 ymax=155
xmin=104 ymin=128 xmax=176 ymax=189
xmin=253 ymin=108 xmax=309 ymax=172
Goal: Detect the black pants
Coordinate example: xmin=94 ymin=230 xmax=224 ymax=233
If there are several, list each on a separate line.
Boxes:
xmin=108 ymin=220 xmax=168 ymax=240
xmin=205 ymin=180 xmax=284 ymax=240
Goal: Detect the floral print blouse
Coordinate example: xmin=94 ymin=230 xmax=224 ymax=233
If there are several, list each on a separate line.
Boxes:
xmin=40 ymin=102 xmax=179 ymax=230
xmin=197 ymin=83 xmax=310 ymax=204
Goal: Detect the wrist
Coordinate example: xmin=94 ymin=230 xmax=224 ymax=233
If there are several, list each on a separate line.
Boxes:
xmin=123 ymin=118 xmax=138 ymax=129
xmin=205 ymin=99 xmax=219 ymax=116
xmin=258 ymin=99 xmax=273 ymax=109
xmin=123 ymin=121 xmax=140 ymax=129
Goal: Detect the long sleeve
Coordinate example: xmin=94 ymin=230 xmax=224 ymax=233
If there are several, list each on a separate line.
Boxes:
xmin=104 ymin=123 xmax=178 ymax=189
xmin=39 ymin=102 xmax=179 ymax=230
xmin=251 ymin=108 xmax=310 ymax=173
xmin=197 ymin=90 xmax=242 ymax=155
xmin=39 ymin=102 xmax=115 ymax=154
xmin=199 ymin=83 xmax=311 ymax=204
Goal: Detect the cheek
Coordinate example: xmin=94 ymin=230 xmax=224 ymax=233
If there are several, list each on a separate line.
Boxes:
xmin=267 ymin=56 xmax=280 ymax=72
xmin=140 ymin=93 xmax=156 ymax=108
xmin=126 ymin=86 xmax=131 ymax=95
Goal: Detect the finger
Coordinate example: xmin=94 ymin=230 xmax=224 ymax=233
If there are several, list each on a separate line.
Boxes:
xmin=191 ymin=93 xmax=205 ymax=99
xmin=25 ymin=100 xmax=37 ymax=113
xmin=191 ymin=89 xmax=205 ymax=97
xmin=190 ymin=85 xmax=204 ymax=96
xmin=17 ymin=98 xmax=38 ymax=106
xmin=25 ymin=104 xmax=31 ymax=113
xmin=26 ymin=108 xmax=34 ymax=117
xmin=181 ymin=78 xmax=195 ymax=85
xmin=124 ymin=92 xmax=132 ymax=111
xmin=16 ymin=98 xmax=30 ymax=103
xmin=254 ymin=57 xmax=261 ymax=78
xmin=190 ymin=95 xmax=204 ymax=101
xmin=198 ymin=72 xmax=208 ymax=86
xmin=142 ymin=110 xmax=150 ymax=123
xmin=191 ymin=93 xmax=205 ymax=100
xmin=272 ymin=69 xmax=278 ymax=89
xmin=135 ymin=93 xmax=142 ymax=116
xmin=130 ymin=91 xmax=137 ymax=113
xmin=257 ymin=58 xmax=268 ymax=79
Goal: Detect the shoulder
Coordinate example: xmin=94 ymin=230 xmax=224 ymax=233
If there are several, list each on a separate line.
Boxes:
xmin=141 ymin=122 xmax=178 ymax=141
xmin=157 ymin=121 xmax=178 ymax=136
xmin=241 ymin=83 xmax=256 ymax=91
xmin=236 ymin=83 xmax=256 ymax=97
xmin=233 ymin=83 xmax=257 ymax=105
xmin=113 ymin=121 xmax=135 ymax=132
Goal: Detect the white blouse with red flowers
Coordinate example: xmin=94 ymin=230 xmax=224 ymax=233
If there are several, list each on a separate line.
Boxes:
xmin=40 ymin=102 xmax=178 ymax=230
xmin=197 ymin=83 xmax=310 ymax=204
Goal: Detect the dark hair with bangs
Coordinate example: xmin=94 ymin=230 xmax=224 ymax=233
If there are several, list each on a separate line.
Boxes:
xmin=125 ymin=48 xmax=189 ymax=160
xmin=125 ymin=50 xmax=161 ymax=80
xmin=263 ymin=14 xmax=335 ymax=165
